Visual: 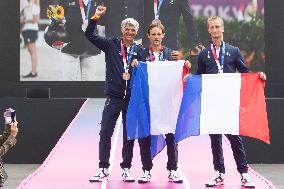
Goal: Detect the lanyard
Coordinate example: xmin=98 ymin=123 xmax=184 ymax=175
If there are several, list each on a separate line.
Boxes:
xmin=79 ymin=0 xmax=92 ymax=21
xmin=120 ymin=40 xmax=134 ymax=99
xmin=149 ymin=47 xmax=164 ymax=62
xmin=154 ymin=0 xmax=164 ymax=19
xmin=120 ymin=40 xmax=134 ymax=73
xmin=210 ymin=41 xmax=225 ymax=73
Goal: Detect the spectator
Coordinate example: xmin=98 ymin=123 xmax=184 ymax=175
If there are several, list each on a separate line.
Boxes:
xmin=0 ymin=109 xmax=18 ymax=188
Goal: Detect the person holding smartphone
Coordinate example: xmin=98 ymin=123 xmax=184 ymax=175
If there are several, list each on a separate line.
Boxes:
xmin=0 ymin=108 xmax=18 ymax=188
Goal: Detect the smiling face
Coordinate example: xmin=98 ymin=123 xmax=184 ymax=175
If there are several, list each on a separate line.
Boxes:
xmin=207 ymin=18 xmax=224 ymax=41
xmin=147 ymin=26 xmax=165 ymax=47
xmin=121 ymin=24 xmax=137 ymax=44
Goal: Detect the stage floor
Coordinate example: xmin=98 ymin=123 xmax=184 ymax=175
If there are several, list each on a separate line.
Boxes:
xmin=13 ymin=99 xmax=278 ymax=189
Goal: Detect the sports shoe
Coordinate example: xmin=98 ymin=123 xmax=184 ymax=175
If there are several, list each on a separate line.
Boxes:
xmin=168 ymin=170 xmax=183 ymax=183
xmin=138 ymin=170 xmax=151 ymax=183
xmin=122 ymin=168 xmax=135 ymax=182
xmin=241 ymin=173 xmax=255 ymax=188
xmin=22 ymin=72 xmax=38 ymax=78
xmin=89 ymin=168 xmax=109 ymax=182
xmin=205 ymin=170 xmax=225 ymax=187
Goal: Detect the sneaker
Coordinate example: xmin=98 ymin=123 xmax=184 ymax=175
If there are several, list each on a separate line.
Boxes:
xmin=89 ymin=168 xmax=109 ymax=182
xmin=138 ymin=170 xmax=151 ymax=184
xmin=241 ymin=173 xmax=255 ymax=188
xmin=168 ymin=170 xmax=183 ymax=183
xmin=122 ymin=168 xmax=135 ymax=182
xmin=205 ymin=170 xmax=225 ymax=187
xmin=22 ymin=72 xmax=38 ymax=78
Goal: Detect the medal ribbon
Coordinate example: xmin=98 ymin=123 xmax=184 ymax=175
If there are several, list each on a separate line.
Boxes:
xmin=154 ymin=0 xmax=164 ymax=19
xmin=210 ymin=41 xmax=225 ymax=73
xmin=149 ymin=46 xmax=164 ymax=62
xmin=120 ymin=41 xmax=134 ymax=98
xmin=79 ymin=0 xmax=92 ymax=21
xmin=121 ymin=40 xmax=134 ymax=73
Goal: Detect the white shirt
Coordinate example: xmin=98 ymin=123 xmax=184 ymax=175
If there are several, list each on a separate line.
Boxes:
xmin=22 ymin=4 xmax=40 ymax=31
xmin=153 ymin=52 xmax=160 ymax=61
xmin=216 ymin=48 xmax=220 ymax=59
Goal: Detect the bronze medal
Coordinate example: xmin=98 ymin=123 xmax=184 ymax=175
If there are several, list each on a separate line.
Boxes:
xmin=122 ymin=72 xmax=130 ymax=80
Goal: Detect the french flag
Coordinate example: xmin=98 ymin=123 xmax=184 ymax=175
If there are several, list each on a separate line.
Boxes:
xmin=126 ymin=61 xmax=184 ymax=158
xmin=175 ymin=73 xmax=270 ymax=144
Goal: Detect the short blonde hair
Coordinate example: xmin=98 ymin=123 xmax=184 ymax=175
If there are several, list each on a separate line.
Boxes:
xmin=121 ymin=18 xmax=139 ymax=32
xmin=207 ymin=16 xmax=224 ymax=28
xmin=147 ymin=19 xmax=165 ymax=35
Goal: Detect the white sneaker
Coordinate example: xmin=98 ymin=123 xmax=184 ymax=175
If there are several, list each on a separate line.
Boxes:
xmin=205 ymin=170 xmax=225 ymax=187
xmin=168 ymin=170 xmax=183 ymax=183
xmin=241 ymin=173 xmax=255 ymax=188
xmin=138 ymin=170 xmax=151 ymax=183
xmin=122 ymin=168 xmax=135 ymax=182
xmin=89 ymin=168 xmax=109 ymax=182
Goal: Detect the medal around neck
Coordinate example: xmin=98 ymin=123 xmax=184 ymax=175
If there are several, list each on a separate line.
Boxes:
xmin=122 ymin=72 xmax=130 ymax=81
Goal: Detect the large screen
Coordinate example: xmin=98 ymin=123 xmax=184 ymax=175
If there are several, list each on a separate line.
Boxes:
xmin=19 ymin=0 xmax=264 ymax=82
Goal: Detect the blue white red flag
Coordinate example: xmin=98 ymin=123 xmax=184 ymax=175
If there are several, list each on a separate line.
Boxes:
xmin=126 ymin=61 xmax=184 ymax=158
xmin=175 ymin=73 xmax=270 ymax=144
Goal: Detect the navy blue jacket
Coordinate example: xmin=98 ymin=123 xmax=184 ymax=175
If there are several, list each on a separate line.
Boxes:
xmin=196 ymin=43 xmax=250 ymax=74
xmin=137 ymin=47 xmax=174 ymax=62
xmin=85 ymin=19 xmax=144 ymax=99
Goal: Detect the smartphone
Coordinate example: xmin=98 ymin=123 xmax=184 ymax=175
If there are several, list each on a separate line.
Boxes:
xmin=11 ymin=110 xmax=16 ymax=122
xmin=4 ymin=108 xmax=16 ymax=124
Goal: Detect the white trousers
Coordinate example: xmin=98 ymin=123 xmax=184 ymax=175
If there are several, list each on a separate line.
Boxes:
xmin=62 ymin=53 xmax=98 ymax=81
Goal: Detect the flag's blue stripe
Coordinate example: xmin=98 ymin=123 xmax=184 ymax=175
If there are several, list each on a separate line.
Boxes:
xmin=126 ymin=62 xmax=151 ymax=140
xmin=140 ymin=62 xmax=151 ymax=129
xmin=175 ymin=75 xmax=202 ymax=143
xmin=150 ymin=135 xmax=166 ymax=159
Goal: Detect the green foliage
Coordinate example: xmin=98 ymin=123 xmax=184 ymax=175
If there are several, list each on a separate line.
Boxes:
xmin=179 ymin=15 xmax=265 ymax=72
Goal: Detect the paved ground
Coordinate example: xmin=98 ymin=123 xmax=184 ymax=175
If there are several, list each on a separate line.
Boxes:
xmin=249 ymin=164 xmax=284 ymax=189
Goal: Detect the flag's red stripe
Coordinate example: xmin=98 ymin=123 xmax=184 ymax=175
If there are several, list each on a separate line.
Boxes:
xmin=239 ymin=73 xmax=270 ymax=144
xmin=182 ymin=65 xmax=189 ymax=91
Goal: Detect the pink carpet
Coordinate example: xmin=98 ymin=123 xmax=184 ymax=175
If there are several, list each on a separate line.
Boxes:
xmin=17 ymin=99 xmax=276 ymax=189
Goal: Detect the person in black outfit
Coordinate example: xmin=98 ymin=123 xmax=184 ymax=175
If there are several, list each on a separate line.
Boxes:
xmin=57 ymin=0 xmax=101 ymax=80
xmin=101 ymin=0 xmax=144 ymax=40
xmin=143 ymin=0 xmax=202 ymax=52
xmin=85 ymin=5 xmax=144 ymax=182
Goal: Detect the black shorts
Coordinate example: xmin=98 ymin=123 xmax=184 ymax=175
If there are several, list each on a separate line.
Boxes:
xmin=22 ymin=30 xmax=38 ymax=45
